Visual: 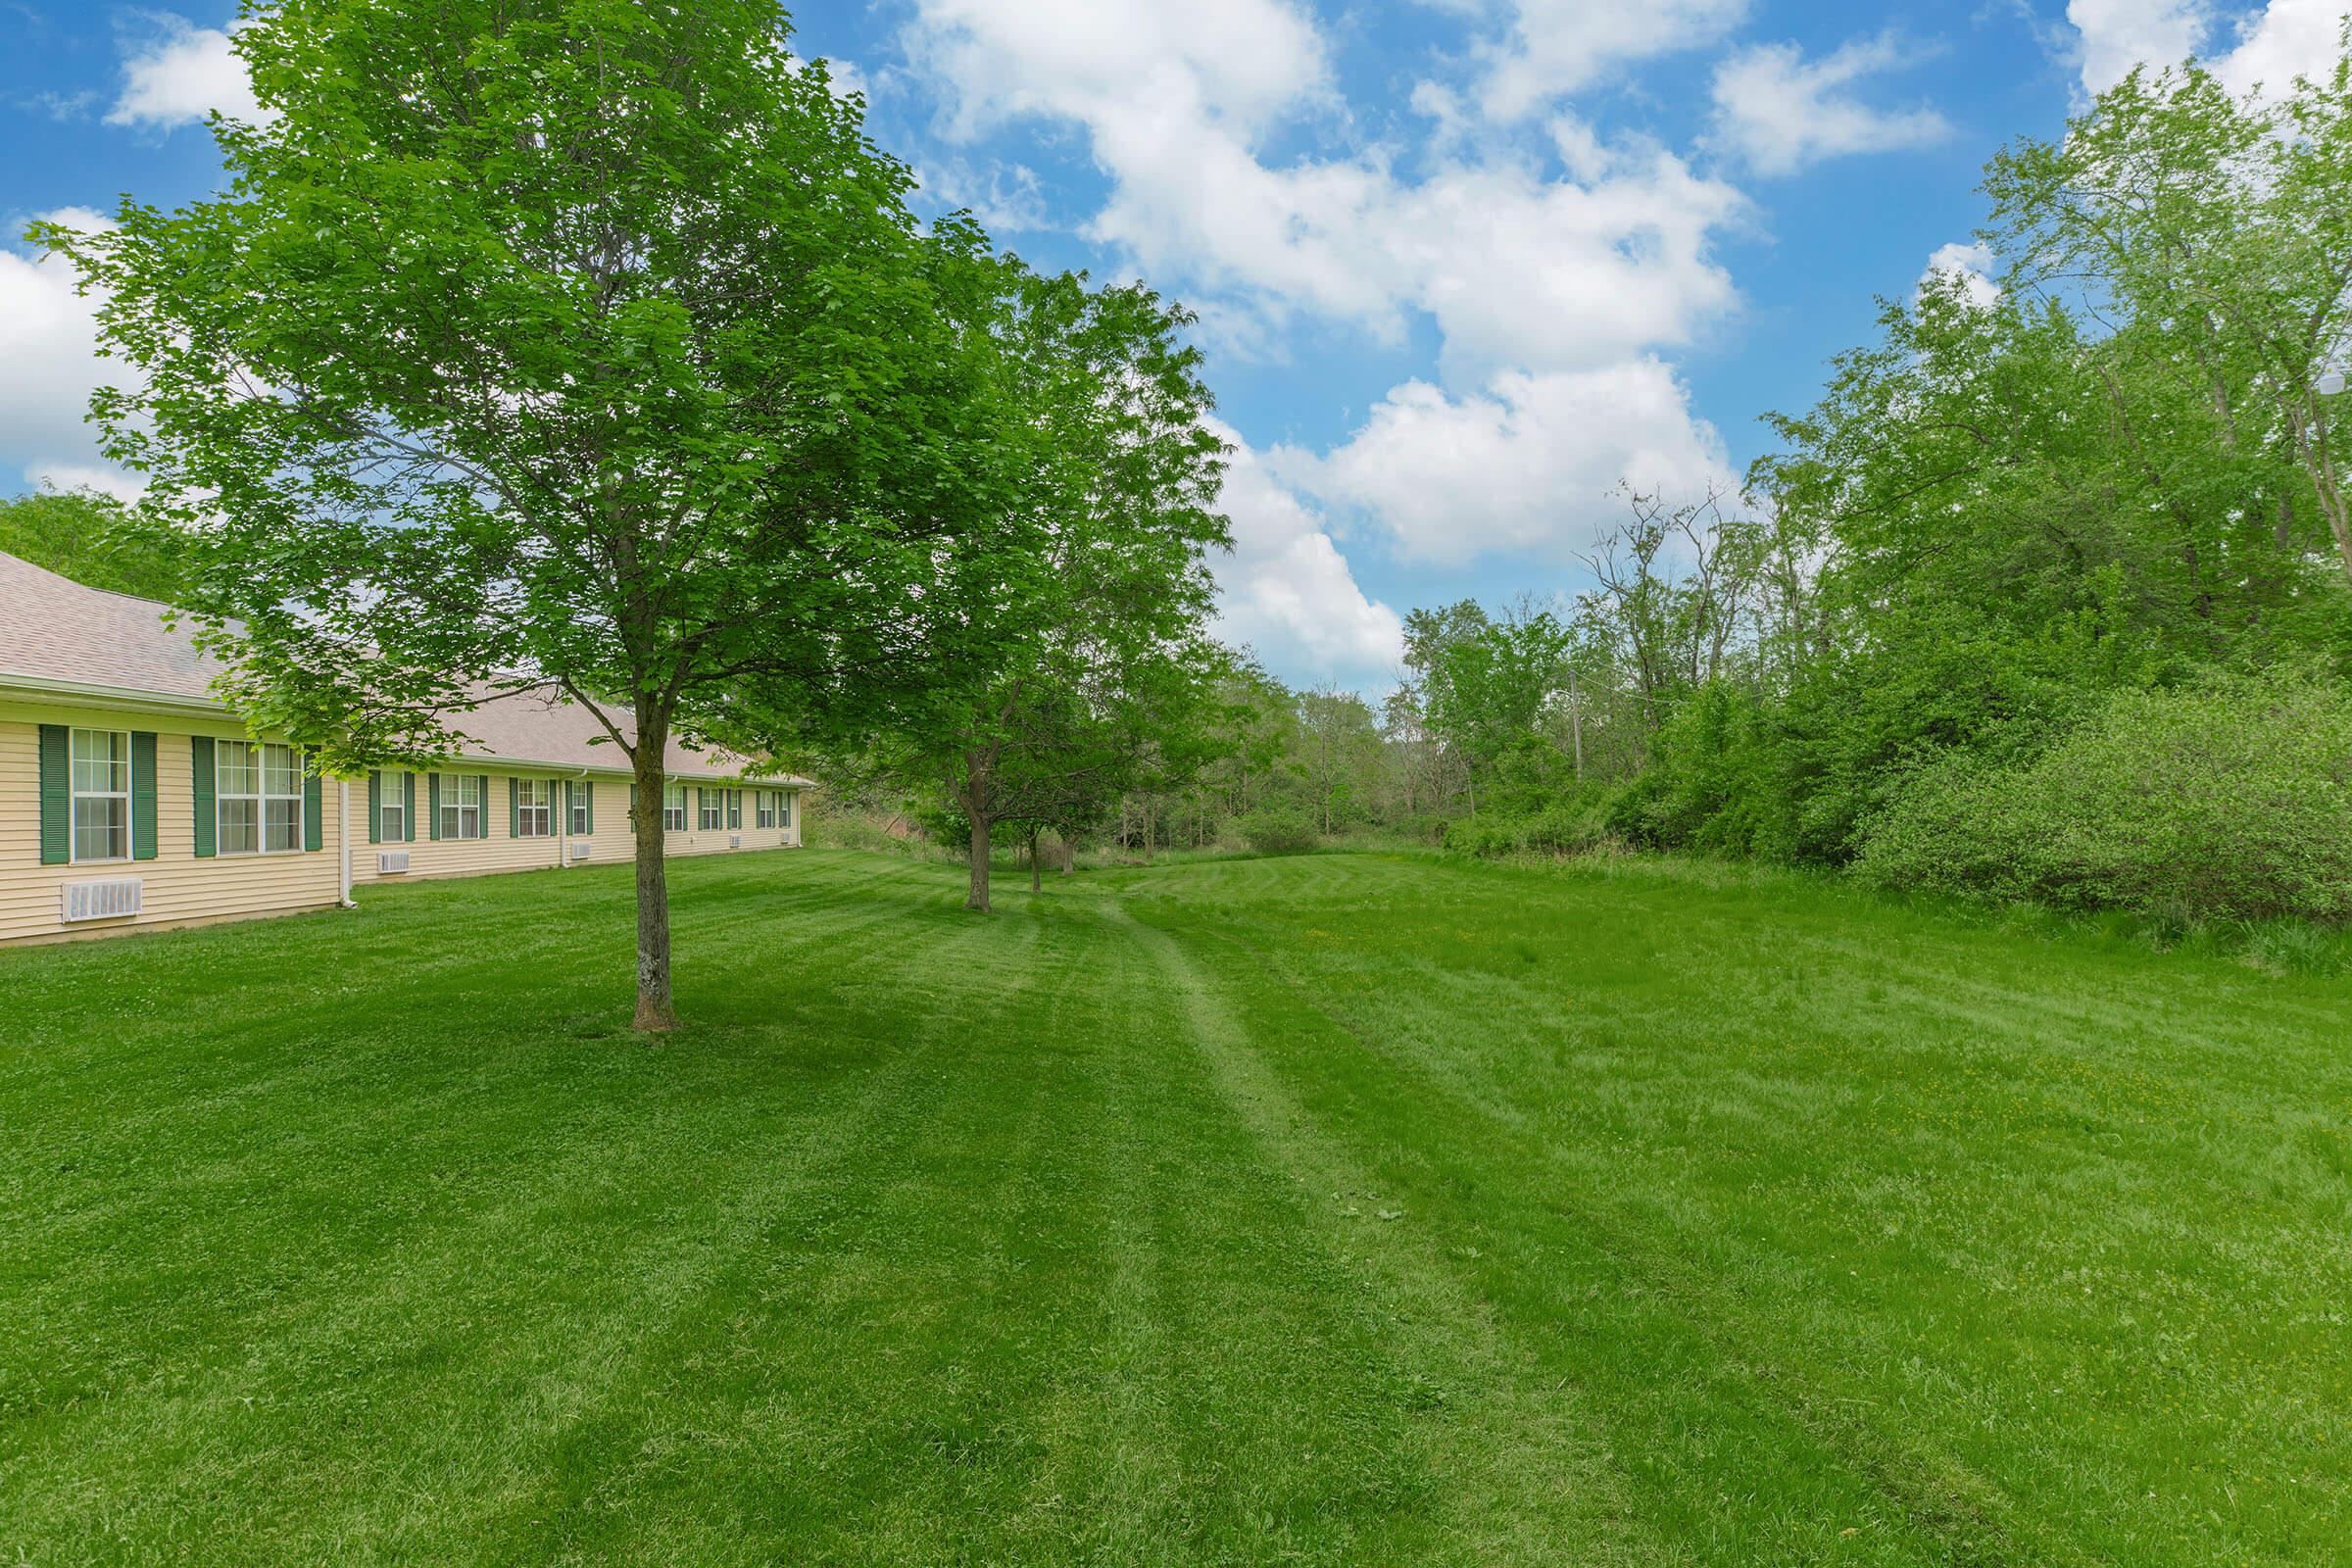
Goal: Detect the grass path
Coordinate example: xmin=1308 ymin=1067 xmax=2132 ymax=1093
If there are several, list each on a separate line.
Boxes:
xmin=2 ymin=849 xmax=2347 ymax=1563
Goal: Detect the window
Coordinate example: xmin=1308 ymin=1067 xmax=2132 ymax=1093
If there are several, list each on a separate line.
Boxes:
xmin=569 ymin=782 xmax=591 ymax=837
xmin=218 ymin=740 xmax=303 ymax=855
xmin=440 ymin=772 xmax=483 ymax=841
xmin=699 ymin=788 xmax=723 ymax=832
xmin=662 ymin=782 xmax=687 ymax=833
xmin=377 ymin=770 xmax=406 ymax=843
xmin=517 ymin=778 xmax=553 ymax=838
xmin=71 ymin=728 xmax=131 ymax=863
xmin=779 ymin=790 xmax=794 ymax=830
xmin=727 ymin=790 xmax=743 ymax=830
xmin=756 ymin=791 xmax=776 ymax=829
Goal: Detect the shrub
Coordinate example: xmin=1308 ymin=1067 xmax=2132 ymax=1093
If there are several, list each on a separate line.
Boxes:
xmin=1240 ymin=808 xmax=1319 ymax=857
xmin=1441 ymin=793 xmax=1614 ymax=860
xmin=1441 ymin=816 xmax=1524 ymax=857
xmin=1852 ymin=671 xmax=2352 ymax=923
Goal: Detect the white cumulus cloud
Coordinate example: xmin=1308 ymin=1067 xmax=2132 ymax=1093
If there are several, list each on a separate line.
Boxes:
xmin=2066 ymin=0 xmax=2351 ymax=98
xmin=901 ymin=0 xmax=1745 ymax=381
xmin=1271 ymin=361 xmax=1740 ymax=567
xmin=1464 ymin=0 xmax=1751 ymax=122
xmin=1206 ymin=419 xmax=1406 ymax=684
xmin=0 ymin=208 xmax=135 ymax=498
xmin=108 ymin=14 xmax=265 ymax=130
xmin=1920 ymin=240 xmax=2001 ymax=309
xmin=1709 ymin=34 xmax=1953 ymax=176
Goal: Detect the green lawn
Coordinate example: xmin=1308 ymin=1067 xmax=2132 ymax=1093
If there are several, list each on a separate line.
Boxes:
xmin=4 ymin=849 xmax=2348 ymax=1565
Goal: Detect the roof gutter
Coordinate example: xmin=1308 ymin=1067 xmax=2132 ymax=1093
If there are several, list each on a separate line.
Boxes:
xmin=0 ymin=672 xmax=225 ymax=717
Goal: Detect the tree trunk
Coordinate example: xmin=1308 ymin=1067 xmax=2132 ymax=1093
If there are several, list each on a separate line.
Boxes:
xmin=1029 ymin=829 xmax=1042 ymax=894
xmin=967 ymin=812 xmax=993 ymax=912
xmin=1057 ymin=834 xmax=1075 ymax=875
xmin=630 ymin=740 xmax=679 ymax=1033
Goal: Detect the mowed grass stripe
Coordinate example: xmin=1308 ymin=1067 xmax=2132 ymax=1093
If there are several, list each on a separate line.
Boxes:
xmin=1112 ymin=852 xmax=2349 ymax=1565
xmin=1108 ymin=901 xmax=1677 ymax=1568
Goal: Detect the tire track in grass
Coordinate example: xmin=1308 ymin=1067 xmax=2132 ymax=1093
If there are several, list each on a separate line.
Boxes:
xmin=1135 ymin=898 xmax=2081 ymax=1568
xmin=1102 ymin=901 xmax=1684 ymax=1568
xmin=1148 ymin=855 xmax=2349 ymax=1564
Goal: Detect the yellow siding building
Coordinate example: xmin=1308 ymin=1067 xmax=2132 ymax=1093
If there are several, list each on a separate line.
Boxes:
xmin=0 ymin=551 xmax=807 ymax=947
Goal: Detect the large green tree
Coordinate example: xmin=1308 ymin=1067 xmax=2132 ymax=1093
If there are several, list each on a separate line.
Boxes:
xmin=1984 ymin=39 xmax=2352 ymax=588
xmin=43 ymin=0 xmax=1023 ymax=1030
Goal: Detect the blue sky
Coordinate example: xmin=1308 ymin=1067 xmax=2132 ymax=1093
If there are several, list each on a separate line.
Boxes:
xmin=3 ymin=0 xmax=2341 ymax=690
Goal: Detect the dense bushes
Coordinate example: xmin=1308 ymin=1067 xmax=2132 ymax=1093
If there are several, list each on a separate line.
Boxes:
xmin=1442 ymin=792 xmax=1615 ymax=858
xmin=1239 ymin=808 xmax=1319 ymax=857
xmin=1851 ymin=673 xmax=2352 ymax=922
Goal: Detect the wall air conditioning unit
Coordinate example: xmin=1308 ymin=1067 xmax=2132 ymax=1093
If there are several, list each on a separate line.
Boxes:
xmin=62 ymin=878 xmax=143 ymax=923
xmin=378 ymin=851 xmax=411 ymax=874
xmin=568 ymin=843 xmax=592 ymax=861
xmin=729 ymin=835 xmax=743 ymax=850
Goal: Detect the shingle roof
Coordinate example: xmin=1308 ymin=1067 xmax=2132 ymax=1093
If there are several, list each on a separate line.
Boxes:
xmin=0 ymin=551 xmax=808 ymax=785
xmin=0 ymin=547 xmax=217 ymax=700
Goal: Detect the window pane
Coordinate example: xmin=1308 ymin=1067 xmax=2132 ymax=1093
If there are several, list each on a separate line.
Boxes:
xmin=218 ymin=741 xmax=259 ymax=796
xmin=266 ymin=799 xmax=302 ymax=852
xmin=74 ymin=797 xmax=127 ymax=860
xmin=73 ymin=729 xmax=128 ymax=794
xmin=220 ymin=797 xmax=260 ymax=855
xmin=263 ymin=745 xmax=300 ymax=798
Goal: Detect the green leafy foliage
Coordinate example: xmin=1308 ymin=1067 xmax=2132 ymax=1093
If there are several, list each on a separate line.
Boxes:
xmin=0 ymin=488 xmax=184 ymax=602
xmin=1853 ymin=671 xmax=2352 ymax=921
xmin=1238 ymin=807 xmax=1318 ymax=856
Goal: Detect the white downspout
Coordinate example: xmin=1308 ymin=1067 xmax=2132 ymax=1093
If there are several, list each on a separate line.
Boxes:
xmin=338 ymin=779 xmax=355 ymax=907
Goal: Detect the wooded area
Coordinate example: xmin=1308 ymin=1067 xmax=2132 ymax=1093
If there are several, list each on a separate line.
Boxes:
xmin=938 ymin=44 xmax=2352 ymax=932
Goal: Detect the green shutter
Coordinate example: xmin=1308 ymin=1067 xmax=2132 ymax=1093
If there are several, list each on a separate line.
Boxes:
xmin=37 ymin=724 xmax=69 ymax=864
xmin=132 ymin=731 xmax=158 ymax=860
xmin=190 ymin=736 xmax=217 ymax=858
xmin=368 ymin=771 xmax=381 ymax=845
xmin=304 ymin=760 xmax=323 ymax=852
xmin=403 ymin=772 xmax=416 ymax=841
xmin=478 ymin=776 xmax=490 ymax=839
xmin=428 ymin=773 xmax=442 ymax=841
xmin=584 ymin=780 xmax=594 ymax=835
xmin=510 ymin=776 xmax=519 ymax=838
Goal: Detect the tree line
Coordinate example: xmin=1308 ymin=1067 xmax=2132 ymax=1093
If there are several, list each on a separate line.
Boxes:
xmin=1065 ymin=44 xmax=2352 ymax=931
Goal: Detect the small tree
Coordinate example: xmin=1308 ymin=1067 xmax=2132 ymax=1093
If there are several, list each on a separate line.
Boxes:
xmin=845 ymin=273 xmax=1228 ymax=912
xmin=45 ymin=0 xmax=1024 ymax=1030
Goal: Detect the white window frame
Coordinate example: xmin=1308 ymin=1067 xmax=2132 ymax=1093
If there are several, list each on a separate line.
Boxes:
xmin=662 ymin=782 xmax=688 ymax=833
xmin=440 ymin=772 xmax=483 ymax=841
xmin=756 ymin=791 xmax=775 ymax=829
xmin=779 ymin=790 xmax=794 ymax=829
xmin=568 ymin=782 xmax=590 ymax=837
xmin=699 ymin=789 xmax=723 ymax=832
xmin=219 ymin=739 xmax=304 ymax=857
xmin=516 ymin=777 xmax=554 ymax=839
xmin=377 ymin=769 xmax=406 ymax=843
xmin=70 ymin=727 xmax=132 ymax=865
